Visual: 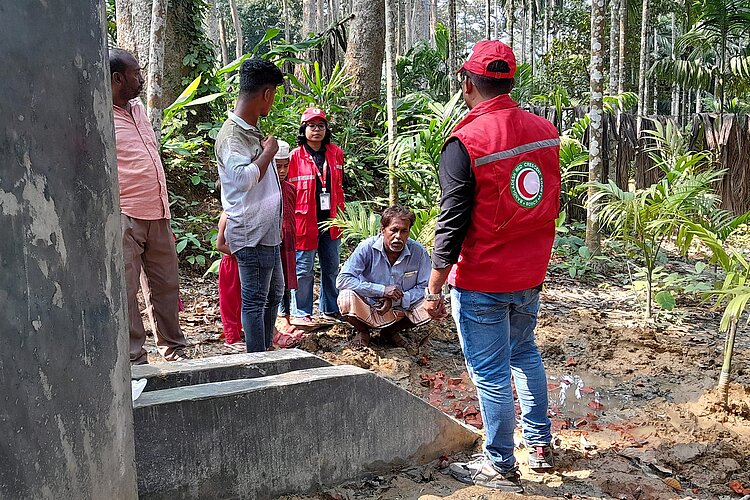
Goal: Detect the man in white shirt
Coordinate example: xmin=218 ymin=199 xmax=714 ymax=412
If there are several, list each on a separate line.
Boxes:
xmin=214 ymin=59 xmax=284 ymax=352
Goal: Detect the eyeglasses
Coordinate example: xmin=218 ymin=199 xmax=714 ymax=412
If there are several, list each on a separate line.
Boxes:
xmin=306 ymin=123 xmax=326 ymax=130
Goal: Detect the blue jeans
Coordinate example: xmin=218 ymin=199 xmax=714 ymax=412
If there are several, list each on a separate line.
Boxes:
xmin=234 ymin=244 xmax=284 ymax=352
xmin=295 ymin=230 xmax=340 ymax=316
xmin=451 ymin=286 xmax=551 ymax=472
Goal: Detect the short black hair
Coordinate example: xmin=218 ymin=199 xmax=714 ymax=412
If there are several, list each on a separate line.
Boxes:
xmin=462 ymin=62 xmax=514 ymax=98
xmin=239 ymin=59 xmax=284 ymax=96
xmin=381 ymin=205 xmax=416 ymax=229
xmin=109 ymin=48 xmax=137 ymax=76
xmin=297 ymin=122 xmax=332 ymax=146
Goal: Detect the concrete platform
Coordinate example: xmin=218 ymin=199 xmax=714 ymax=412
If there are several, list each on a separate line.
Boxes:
xmin=133 ymin=364 xmax=479 ymax=499
xmin=131 ymin=349 xmax=330 ymax=391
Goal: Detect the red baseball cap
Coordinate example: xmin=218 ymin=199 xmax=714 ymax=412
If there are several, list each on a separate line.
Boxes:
xmin=301 ymin=106 xmax=327 ymax=124
xmin=458 ymin=40 xmax=517 ymax=79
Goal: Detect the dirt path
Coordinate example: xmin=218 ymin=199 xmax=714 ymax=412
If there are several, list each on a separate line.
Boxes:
xmin=160 ymin=264 xmax=750 ymax=499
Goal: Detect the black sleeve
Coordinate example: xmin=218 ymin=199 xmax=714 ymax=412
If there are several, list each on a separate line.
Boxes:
xmin=432 ymin=138 xmax=475 ymax=269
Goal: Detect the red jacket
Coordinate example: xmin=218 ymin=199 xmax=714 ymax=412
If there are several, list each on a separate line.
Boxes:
xmin=448 ymin=94 xmax=561 ymax=293
xmin=280 ymin=180 xmax=298 ymax=289
xmin=287 ymin=144 xmax=345 ymax=250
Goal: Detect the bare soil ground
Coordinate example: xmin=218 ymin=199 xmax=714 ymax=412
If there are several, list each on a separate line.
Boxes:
xmin=144 ymin=261 xmax=750 ymax=500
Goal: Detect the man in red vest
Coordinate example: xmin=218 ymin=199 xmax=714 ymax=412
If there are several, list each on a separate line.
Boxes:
xmin=424 ymin=40 xmax=561 ymax=492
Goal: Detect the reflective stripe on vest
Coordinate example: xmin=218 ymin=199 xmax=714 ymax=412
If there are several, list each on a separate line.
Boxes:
xmin=475 ymin=138 xmax=561 ymax=167
xmin=288 ymin=174 xmax=315 ymax=182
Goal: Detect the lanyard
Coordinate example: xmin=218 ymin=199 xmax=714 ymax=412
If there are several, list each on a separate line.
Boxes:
xmin=314 ymin=158 xmax=329 ymax=193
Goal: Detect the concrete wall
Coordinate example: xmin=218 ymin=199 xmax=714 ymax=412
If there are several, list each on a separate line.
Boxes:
xmin=131 ymin=350 xmax=331 ymax=391
xmin=0 ymin=2 xmax=138 ymax=499
xmin=134 ymin=365 xmax=479 ymax=499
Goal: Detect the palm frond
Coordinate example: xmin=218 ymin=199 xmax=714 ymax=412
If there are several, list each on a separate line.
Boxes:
xmin=319 ymin=202 xmax=381 ymax=244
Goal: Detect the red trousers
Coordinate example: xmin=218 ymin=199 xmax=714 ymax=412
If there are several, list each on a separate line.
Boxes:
xmin=218 ymin=254 xmax=242 ymax=343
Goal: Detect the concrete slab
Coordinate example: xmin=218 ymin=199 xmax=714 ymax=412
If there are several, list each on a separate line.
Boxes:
xmin=131 ymin=350 xmax=331 ymax=391
xmin=134 ymin=365 xmax=479 ymax=499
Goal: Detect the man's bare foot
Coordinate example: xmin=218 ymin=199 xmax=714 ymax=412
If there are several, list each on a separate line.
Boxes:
xmin=277 ymin=316 xmax=292 ymax=331
xmin=383 ymin=331 xmax=418 ymax=355
xmin=349 ymin=330 xmax=370 ymax=349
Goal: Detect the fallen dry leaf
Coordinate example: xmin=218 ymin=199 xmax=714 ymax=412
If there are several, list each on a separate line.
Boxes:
xmin=662 ymin=477 xmax=681 ymax=492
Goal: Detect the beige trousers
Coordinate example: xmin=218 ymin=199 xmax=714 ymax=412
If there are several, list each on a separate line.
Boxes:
xmin=122 ymin=215 xmax=187 ymax=363
xmin=337 ymin=289 xmax=431 ymax=329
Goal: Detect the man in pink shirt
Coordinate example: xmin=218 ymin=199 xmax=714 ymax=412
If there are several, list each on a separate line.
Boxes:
xmin=110 ymin=48 xmax=189 ymax=364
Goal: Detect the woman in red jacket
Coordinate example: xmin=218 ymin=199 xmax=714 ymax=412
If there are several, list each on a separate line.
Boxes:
xmin=287 ymin=107 xmax=345 ymax=323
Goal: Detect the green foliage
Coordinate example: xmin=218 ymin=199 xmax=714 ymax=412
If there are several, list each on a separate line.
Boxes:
xmin=590 ymin=121 xmax=722 ymax=318
xmin=510 ymin=63 xmax=534 ymax=105
xmin=287 ymin=62 xmax=353 ymax=115
xmin=553 ymin=231 xmax=611 ymax=278
xmin=106 ymin=0 xmax=117 ymax=43
xmin=171 ymin=213 xmax=219 ymax=269
xmin=558 ymin=137 xmax=589 ymax=216
xmin=567 ymin=92 xmax=638 ymax=141
xmin=536 ymin=36 xmax=590 ymax=101
xmin=320 ymin=202 xmax=440 ymax=251
xmin=650 ymin=0 xmax=750 ymax=109
xmin=629 ymin=263 xmax=713 ymax=311
xmin=396 ymin=25 xmax=451 ymax=101
xmin=389 ymin=91 xmax=466 ymax=209
xmin=319 ymin=201 xmax=382 ymax=244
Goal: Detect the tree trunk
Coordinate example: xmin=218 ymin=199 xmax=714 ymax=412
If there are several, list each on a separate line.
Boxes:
xmin=586 ymin=0 xmax=606 ymax=255
xmin=385 ymin=0 xmax=399 ymax=205
xmin=228 ymin=0 xmax=243 ymax=58
xmin=204 ymin=0 xmax=221 ymax=58
xmin=528 ymin=0 xmax=534 ymax=72
xmin=544 ymin=0 xmax=550 ymax=53
xmin=507 ymin=0 xmax=515 ymax=47
xmin=520 ymin=0 xmax=526 ymax=63
xmin=448 ymin=0 xmax=458 ymax=94
xmin=636 ymin=0 xmax=650 ymax=135
xmin=115 ymin=0 xmax=197 ymax=110
xmin=284 ymin=0 xmax=291 ymax=40
xmin=695 ymin=89 xmax=702 ymax=113
xmin=608 ymin=0 xmax=619 ymax=94
xmin=317 ymin=0 xmax=326 ymax=33
xmin=617 ymin=0 xmax=626 ymax=94
xmin=344 ymin=0 xmax=385 ymax=121
xmin=670 ymin=13 xmax=680 ymax=118
xmin=116 ymin=0 xmax=151 ymax=67
xmin=717 ymin=318 xmax=737 ymax=407
xmin=413 ymin=0 xmax=428 ymax=44
xmin=651 ymin=26 xmax=658 ymax=113
xmin=218 ymin=16 xmax=230 ymax=66
xmin=495 ymin=0 xmax=501 ymax=39
xmin=408 ymin=0 xmax=414 ymax=49
xmin=302 ymin=0 xmax=316 ymax=37
xmin=330 ymin=0 xmax=340 ymax=24
xmin=486 ymin=0 xmax=492 ymax=38
xmin=146 ymin=0 xmax=167 ymax=138
xmin=430 ymin=0 xmax=438 ymax=47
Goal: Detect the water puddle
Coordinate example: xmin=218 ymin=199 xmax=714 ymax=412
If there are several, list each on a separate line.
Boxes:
xmin=547 ymin=372 xmax=631 ymax=422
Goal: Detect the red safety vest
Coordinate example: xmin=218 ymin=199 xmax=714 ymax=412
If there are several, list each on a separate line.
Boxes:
xmin=448 ymin=94 xmax=561 ymax=293
xmin=287 ymin=143 xmax=345 ymax=250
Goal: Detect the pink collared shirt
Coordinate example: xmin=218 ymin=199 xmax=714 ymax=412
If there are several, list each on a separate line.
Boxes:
xmin=113 ymin=99 xmax=171 ymax=220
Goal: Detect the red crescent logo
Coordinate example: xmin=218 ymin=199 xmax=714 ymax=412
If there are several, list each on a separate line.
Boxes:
xmin=517 ymin=170 xmax=533 ymax=199
xmin=516 ymin=168 xmax=540 ymax=200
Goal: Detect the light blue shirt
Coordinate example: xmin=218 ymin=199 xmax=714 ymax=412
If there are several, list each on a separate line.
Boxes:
xmin=336 ymin=235 xmax=430 ymax=310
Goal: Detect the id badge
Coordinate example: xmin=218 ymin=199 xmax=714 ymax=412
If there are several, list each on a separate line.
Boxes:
xmin=320 ymin=192 xmax=331 ymax=210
